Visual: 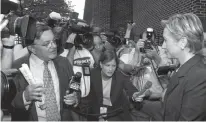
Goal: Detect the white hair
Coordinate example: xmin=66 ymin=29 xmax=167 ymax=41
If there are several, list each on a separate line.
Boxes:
xmin=163 ymin=13 xmax=204 ymax=53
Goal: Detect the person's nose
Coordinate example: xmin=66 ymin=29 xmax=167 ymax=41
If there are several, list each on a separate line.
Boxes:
xmin=108 ymin=66 xmax=113 ymax=71
xmin=50 ymin=41 xmax=57 ymax=48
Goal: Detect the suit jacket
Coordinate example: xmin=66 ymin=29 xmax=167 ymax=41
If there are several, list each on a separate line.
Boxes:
xmin=163 ymin=54 xmax=206 ymax=121
xmin=11 ymin=54 xmax=74 ymax=121
xmin=80 ymin=68 xmax=138 ymax=121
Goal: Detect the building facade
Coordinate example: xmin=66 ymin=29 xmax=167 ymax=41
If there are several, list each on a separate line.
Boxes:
xmin=84 ymin=0 xmax=206 ymax=42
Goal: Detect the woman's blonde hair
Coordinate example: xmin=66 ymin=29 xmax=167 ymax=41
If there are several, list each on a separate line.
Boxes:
xmin=163 ymin=13 xmax=204 ymax=53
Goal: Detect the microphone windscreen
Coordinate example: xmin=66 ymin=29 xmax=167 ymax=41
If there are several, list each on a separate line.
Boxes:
xmin=144 ymin=81 xmax=152 ymax=89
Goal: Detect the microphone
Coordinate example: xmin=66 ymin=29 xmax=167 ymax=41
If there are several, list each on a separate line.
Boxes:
xmin=68 ymin=72 xmax=82 ymax=94
xmin=135 ymin=81 xmax=152 ymax=97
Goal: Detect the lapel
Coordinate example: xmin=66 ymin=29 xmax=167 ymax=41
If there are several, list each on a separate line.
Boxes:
xmin=110 ymin=72 xmax=117 ymax=103
xmin=92 ymin=68 xmax=118 ymax=105
xmin=165 ymin=55 xmax=202 ymax=97
xmin=164 ymin=71 xmax=179 ymax=98
xmin=53 ymin=57 xmax=65 ymax=113
xmin=92 ymin=68 xmax=103 ymax=104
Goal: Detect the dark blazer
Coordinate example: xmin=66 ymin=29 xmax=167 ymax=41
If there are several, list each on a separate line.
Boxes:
xmin=80 ymin=68 xmax=138 ymax=121
xmin=163 ymin=55 xmax=206 ymax=121
xmin=11 ymin=54 xmax=74 ymax=121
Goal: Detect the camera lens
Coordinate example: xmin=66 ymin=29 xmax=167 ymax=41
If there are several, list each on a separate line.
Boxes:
xmin=109 ymin=36 xmax=121 ymax=48
xmin=146 ymin=31 xmax=153 ymax=40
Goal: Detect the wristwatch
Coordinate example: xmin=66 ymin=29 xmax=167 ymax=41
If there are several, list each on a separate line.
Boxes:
xmin=3 ymin=45 xmax=14 ymax=49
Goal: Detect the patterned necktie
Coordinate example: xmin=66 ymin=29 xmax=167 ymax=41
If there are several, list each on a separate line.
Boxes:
xmin=43 ymin=61 xmax=60 ymax=121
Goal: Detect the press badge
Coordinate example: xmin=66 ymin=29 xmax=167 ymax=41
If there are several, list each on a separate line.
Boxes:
xmin=100 ymin=107 xmax=107 ymax=118
xmin=82 ymin=63 xmax=90 ymax=76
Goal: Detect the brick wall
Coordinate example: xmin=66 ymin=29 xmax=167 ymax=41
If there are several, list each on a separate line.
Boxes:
xmin=133 ymin=0 xmax=206 ymax=43
xmin=192 ymin=0 xmax=206 ymax=31
xmin=110 ymin=0 xmax=133 ymax=32
xmin=84 ymin=0 xmax=133 ymax=32
xmin=84 ymin=0 xmax=111 ymax=31
xmin=83 ymin=0 xmax=93 ymax=24
xmin=84 ymin=0 xmax=206 ymax=42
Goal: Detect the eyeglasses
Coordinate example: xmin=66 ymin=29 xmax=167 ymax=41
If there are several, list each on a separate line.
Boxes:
xmin=34 ymin=40 xmax=57 ymax=49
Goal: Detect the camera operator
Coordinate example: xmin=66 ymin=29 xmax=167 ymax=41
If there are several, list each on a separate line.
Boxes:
xmin=0 ymin=14 xmax=16 ymax=70
xmin=88 ymin=27 xmax=105 ymax=67
xmin=65 ymin=32 xmax=95 ymax=120
xmin=117 ymin=22 xmax=142 ymax=75
xmin=137 ymin=28 xmax=177 ymax=68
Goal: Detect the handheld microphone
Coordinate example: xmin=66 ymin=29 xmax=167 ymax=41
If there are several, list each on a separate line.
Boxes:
xmin=69 ymin=72 xmax=82 ymax=94
xmin=135 ymin=81 xmax=152 ymax=97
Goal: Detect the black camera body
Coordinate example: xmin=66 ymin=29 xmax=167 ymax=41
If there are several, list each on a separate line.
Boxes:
xmin=157 ymin=65 xmax=176 ymax=75
xmin=140 ymin=40 xmax=153 ymax=53
xmin=101 ymin=31 xmax=122 ymax=48
xmin=140 ymin=28 xmax=154 ymax=53
xmin=1 ymin=0 xmax=37 ymax=46
xmin=62 ymin=18 xmax=94 ymax=49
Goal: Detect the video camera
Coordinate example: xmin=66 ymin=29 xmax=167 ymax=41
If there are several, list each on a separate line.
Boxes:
xmin=140 ymin=28 xmax=155 ymax=53
xmin=1 ymin=69 xmax=18 ymax=112
xmin=1 ymin=0 xmax=37 ymax=46
xmin=1 ymin=0 xmax=36 ymax=114
xmin=101 ymin=31 xmax=122 ymax=48
xmin=60 ymin=12 xmax=94 ymax=49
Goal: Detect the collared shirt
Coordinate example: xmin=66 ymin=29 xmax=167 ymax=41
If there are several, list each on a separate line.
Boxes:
xmin=23 ymin=54 xmax=60 ymax=121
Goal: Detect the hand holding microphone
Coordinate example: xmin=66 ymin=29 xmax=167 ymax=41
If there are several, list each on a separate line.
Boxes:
xmin=64 ymin=72 xmax=82 ymax=107
xmin=132 ymin=81 xmax=152 ymax=102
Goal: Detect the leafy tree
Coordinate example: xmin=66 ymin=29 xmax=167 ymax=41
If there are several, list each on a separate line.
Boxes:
xmin=18 ymin=0 xmax=74 ymax=21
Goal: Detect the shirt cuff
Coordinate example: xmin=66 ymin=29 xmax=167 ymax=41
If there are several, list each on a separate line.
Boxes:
xmin=23 ymin=91 xmax=31 ymax=110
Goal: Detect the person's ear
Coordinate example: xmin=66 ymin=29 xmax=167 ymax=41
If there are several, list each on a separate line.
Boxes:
xmin=27 ymin=45 xmax=36 ymax=54
xmin=178 ymin=37 xmax=187 ymax=50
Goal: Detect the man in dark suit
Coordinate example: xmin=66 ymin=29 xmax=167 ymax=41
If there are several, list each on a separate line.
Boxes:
xmin=11 ymin=23 xmax=78 ymax=121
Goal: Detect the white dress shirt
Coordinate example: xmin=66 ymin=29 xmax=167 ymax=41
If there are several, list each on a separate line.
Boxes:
xmin=23 ymin=54 xmax=60 ymax=121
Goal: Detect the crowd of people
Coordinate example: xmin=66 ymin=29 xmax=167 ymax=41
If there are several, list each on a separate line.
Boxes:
xmin=1 ymin=8 xmax=206 ymax=121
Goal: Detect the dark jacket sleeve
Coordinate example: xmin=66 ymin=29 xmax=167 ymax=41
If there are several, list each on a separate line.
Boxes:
xmin=11 ymin=56 xmax=30 ymax=110
xmin=11 ymin=73 xmax=29 ymax=110
xmin=118 ymin=71 xmax=138 ymax=98
xmin=179 ymin=70 xmax=206 ymax=121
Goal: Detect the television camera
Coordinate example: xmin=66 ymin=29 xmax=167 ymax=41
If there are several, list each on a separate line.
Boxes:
xmin=59 ymin=14 xmax=94 ymax=50
xmin=1 ymin=69 xmax=18 ymax=112
xmin=1 ymin=0 xmax=37 ymax=114
xmin=1 ymin=0 xmax=37 ymax=46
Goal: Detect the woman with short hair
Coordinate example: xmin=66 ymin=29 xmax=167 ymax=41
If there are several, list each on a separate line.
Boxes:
xmin=162 ymin=13 xmax=206 ymax=121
